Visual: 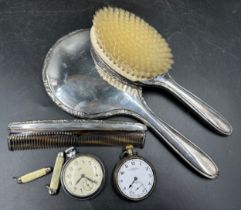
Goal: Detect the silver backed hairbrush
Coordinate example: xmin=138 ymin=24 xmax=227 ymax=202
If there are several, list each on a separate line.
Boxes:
xmin=8 ymin=120 xmax=146 ymax=151
xmin=90 ymin=7 xmax=232 ymax=136
xmin=42 ymin=29 xmax=218 ymax=179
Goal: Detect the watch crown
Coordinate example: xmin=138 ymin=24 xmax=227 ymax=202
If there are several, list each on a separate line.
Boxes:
xmin=125 ymin=145 xmax=134 ymax=155
xmin=120 ymin=144 xmax=137 ymax=159
xmin=65 ymin=147 xmax=77 ymax=158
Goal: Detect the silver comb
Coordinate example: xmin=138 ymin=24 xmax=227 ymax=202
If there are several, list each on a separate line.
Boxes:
xmin=8 ymin=120 xmax=146 ymax=151
xmin=41 ymin=29 xmax=219 ymax=179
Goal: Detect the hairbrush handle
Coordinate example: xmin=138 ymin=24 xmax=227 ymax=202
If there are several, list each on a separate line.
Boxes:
xmin=151 ymin=73 xmax=232 ymax=135
xmin=132 ymin=98 xmax=218 ymax=179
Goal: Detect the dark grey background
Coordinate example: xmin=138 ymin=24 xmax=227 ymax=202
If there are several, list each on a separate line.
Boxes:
xmin=0 ymin=0 xmax=240 ymax=209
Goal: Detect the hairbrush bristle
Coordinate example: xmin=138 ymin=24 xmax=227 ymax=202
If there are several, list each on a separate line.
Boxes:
xmin=91 ymin=7 xmax=174 ymax=81
xmin=95 ymin=64 xmax=139 ymax=96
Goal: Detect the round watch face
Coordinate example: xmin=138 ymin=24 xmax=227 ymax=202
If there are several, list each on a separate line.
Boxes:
xmin=113 ymin=156 xmax=156 ymax=201
xmin=61 ymin=154 xmax=105 ymax=199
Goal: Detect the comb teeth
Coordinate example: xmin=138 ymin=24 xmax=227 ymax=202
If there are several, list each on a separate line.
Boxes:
xmin=92 ymin=7 xmax=174 ymax=82
xmin=8 ymin=131 xmax=145 ymax=151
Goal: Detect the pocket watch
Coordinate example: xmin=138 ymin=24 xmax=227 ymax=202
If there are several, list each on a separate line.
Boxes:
xmin=61 ymin=147 xmax=105 ymax=200
xmin=113 ymin=145 xmax=156 ymax=201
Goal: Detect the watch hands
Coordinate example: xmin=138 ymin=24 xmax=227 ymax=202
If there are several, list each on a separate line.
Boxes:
xmin=75 ymin=174 xmax=85 ymax=185
xmin=128 ymin=177 xmax=138 ymax=189
xmin=84 ymin=176 xmax=98 ymax=184
xmin=75 ymin=174 xmax=97 ymax=185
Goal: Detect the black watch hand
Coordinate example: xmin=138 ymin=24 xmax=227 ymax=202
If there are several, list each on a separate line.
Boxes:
xmin=85 ymin=176 xmax=97 ymax=184
xmin=128 ymin=177 xmax=138 ymax=189
xmin=75 ymin=174 xmax=84 ymax=185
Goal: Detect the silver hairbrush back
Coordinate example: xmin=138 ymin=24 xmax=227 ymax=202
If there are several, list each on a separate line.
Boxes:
xmin=8 ymin=120 xmax=146 ymax=151
xmin=42 ymin=29 xmax=219 ymax=179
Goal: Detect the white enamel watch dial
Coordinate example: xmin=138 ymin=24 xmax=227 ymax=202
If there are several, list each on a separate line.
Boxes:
xmin=61 ymin=154 xmax=105 ymax=199
xmin=113 ymin=156 xmax=156 ymax=201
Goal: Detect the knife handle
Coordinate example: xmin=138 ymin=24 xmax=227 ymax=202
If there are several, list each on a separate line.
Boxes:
xmin=46 ymin=152 xmax=65 ymax=195
xmin=13 ymin=167 xmax=52 ymax=184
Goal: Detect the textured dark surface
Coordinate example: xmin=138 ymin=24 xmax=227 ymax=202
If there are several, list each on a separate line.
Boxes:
xmin=0 ymin=0 xmax=240 ymax=210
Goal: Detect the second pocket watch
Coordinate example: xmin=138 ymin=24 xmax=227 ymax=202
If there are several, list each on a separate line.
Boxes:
xmin=61 ymin=147 xmax=105 ymax=200
xmin=113 ymin=145 xmax=156 ymax=201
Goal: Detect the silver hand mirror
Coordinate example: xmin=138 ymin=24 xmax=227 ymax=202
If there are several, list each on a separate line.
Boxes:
xmin=43 ymin=29 xmax=218 ymax=179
